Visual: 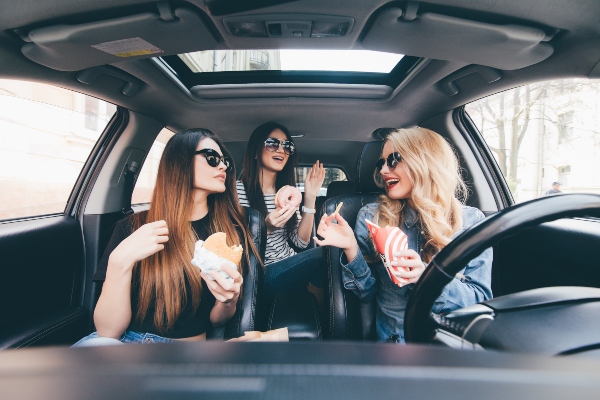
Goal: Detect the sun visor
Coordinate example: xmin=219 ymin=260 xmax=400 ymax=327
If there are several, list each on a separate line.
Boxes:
xmin=21 ymin=7 xmax=218 ymax=71
xmin=362 ymin=7 xmax=554 ymax=70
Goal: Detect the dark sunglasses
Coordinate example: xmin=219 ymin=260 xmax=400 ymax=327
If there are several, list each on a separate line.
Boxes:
xmin=264 ymin=137 xmax=295 ymax=155
xmin=375 ymin=152 xmax=402 ymax=172
xmin=195 ymin=148 xmax=233 ymax=172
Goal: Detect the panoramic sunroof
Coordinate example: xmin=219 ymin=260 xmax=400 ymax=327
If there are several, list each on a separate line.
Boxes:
xmin=178 ymin=50 xmax=402 ymax=74
xmin=161 ymin=50 xmax=420 ymax=88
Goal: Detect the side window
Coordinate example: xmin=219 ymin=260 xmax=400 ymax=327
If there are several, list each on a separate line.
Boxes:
xmin=465 ymin=79 xmax=600 ymax=204
xmin=0 ymin=79 xmax=116 ymax=221
xmin=131 ymin=128 xmax=175 ymax=204
xmin=296 ymin=167 xmax=347 ymax=196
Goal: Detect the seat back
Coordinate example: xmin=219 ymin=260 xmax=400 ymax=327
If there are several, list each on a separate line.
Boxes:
xmin=316 ymin=180 xmax=356 ymax=220
xmin=323 ymin=194 xmax=378 ymax=340
xmin=323 ymin=141 xmax=383 ymax=340
xmin=210 ymin=206 xmax=267 ymax=339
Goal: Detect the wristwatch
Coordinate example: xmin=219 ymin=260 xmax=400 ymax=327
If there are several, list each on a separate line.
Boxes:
xmin=302 ymin=206 xmax=316 ymax=214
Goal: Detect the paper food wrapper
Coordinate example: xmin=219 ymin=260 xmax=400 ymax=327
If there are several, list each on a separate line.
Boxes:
xmin=227 ymin=327 xmax=289 ymax=342
xmin=365 ymin=219 xmax=410 ymax=287
xmin=191 ymin=240 xmax=235 ymax=282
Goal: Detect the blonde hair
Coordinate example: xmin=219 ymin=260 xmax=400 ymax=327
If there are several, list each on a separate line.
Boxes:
xmin=372 ymin=127 xmax=467 ymax=263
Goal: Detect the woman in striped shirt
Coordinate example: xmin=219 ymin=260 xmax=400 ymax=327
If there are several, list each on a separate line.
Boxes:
xmin=237 ymin=122 xmax=326 ymax=300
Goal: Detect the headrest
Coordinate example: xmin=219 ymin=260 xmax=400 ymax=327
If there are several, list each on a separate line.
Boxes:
xmin=326 ymin=181 xmax=356 ymax=199
xmin=355 ymin=141 xmax=384 ymax=193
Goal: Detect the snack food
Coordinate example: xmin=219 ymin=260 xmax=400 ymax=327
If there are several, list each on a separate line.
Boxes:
xmin=191 ymin=232 xmax=243 ymax=282
xmin=333 ymin=201 xmax=343 ymax=215
xmin=227 ymin=327 xmax=289 ymax=342
xmin=365 ymin=219 xmax=409 ymax=287
xmin=275 ymin=185 xmax=302 ymax=208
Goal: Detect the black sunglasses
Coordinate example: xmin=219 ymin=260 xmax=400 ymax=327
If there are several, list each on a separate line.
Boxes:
xmin=195 ymin=148 xmax=233 ymax=172
xmin=264 ymin=137 xmax=295 ymax=155
xmin=375 ymin=152 xmax=402 ymax=172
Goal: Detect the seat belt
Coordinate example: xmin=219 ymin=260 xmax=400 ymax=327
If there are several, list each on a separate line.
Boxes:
xmin=121 ymin=160 xmax=140 ymax=216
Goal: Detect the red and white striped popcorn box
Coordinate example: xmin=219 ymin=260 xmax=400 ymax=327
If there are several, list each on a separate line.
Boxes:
xmin=365 ymin=219 xmax=409 ymax=287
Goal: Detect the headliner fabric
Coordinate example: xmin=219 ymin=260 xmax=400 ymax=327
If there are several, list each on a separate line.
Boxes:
xmin=362 ymin=7 xmax=554 ymax=70
xmin=21 ymin=7 xmax=217 ymax=71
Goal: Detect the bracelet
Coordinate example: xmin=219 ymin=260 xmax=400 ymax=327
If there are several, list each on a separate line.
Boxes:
xmin=302 ymin=206 xmax=316 ymax=214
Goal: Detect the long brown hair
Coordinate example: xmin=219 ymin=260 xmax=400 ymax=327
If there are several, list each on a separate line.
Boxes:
xmin=241 ymin=122 xmax=299 ymax=232
xmin=373 ymin=127 xmax=467 ymax=263
xmin=132 ymin=128 xmax=261 ymax=334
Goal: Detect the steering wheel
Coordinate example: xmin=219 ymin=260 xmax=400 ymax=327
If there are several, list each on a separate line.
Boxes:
xmin=404 ymin=193 xmax=600 ymax=344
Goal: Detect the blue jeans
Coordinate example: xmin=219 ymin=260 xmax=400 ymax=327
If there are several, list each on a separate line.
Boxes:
xmin=263 ymin=246 xmax=326 ymax=298
xmin=71 ymin=331 xmax=176 ymax=347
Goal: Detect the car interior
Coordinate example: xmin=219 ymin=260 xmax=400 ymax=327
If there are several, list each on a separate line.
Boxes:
xmin=2 ymin=0 xmax=600 ymax=397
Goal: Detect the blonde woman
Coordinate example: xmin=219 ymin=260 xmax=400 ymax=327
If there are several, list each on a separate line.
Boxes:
xmin=314 ymin=127 xmax=493 ymax=343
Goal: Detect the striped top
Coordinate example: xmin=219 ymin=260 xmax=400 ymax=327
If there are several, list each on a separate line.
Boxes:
xmin=236 ymin=181 xmax=308 ymax=265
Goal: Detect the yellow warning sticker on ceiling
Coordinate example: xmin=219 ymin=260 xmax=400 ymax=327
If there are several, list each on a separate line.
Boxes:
xmin=92 ymin=38 xmax=163 ymax=58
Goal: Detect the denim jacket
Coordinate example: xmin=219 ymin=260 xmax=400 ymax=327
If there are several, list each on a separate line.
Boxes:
xmin=341 ymin=203 xmax=493 ymax=343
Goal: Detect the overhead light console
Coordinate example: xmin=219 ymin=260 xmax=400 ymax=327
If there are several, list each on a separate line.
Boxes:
xmin=223 ymin=14 xmax=354 ymax=38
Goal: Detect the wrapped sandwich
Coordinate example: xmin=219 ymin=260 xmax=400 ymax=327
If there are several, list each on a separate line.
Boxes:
xmin=191 ymin=232 xmax=243 ymax=282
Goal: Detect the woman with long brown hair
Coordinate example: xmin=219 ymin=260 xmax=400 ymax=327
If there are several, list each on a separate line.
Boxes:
xmin=237 ymin=122 xmax=326 ymax=303
xmin=315 ymin=127 xmax=493 ymax=343
xmin=74 ymin=128 xmax=260 ymax=345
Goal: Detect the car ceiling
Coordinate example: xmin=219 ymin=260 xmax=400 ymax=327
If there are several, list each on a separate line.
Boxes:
xmin=1 ymin=0 xmax=600 ymax=150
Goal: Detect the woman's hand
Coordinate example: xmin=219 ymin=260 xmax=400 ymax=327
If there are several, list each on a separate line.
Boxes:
xmin=201 ymin=264 xmax=242 ymax=305
xmin=314 ymin=212 xmax=358 ymax=252
xmin=265 ymin=204 xmax=296 ymax=233
xmin=390 ymin=249 xmax=426 ymax=284
xmin=303 ymin=160 xmax=325 ymax=202
xmin=109 ymin=220 xmax=169 ymax=272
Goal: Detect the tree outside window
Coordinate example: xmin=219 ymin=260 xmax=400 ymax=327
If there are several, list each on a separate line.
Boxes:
xmin=466 ymin=79 xmax=600 ymax=203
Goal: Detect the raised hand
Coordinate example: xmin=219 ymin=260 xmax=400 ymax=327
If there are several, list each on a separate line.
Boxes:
xmin=109 ymin=220 xmax=169 ymax=271
xmin=303 ymin=160 xmax=325 ymax=201
xmin=313 ymin=212 xmax=357 ymax=251
xmin=201 ymin=264 xmax=243 ymax=304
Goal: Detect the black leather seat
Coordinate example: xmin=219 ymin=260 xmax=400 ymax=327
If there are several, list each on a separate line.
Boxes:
xmin=209 ymin=206 xmax=267 ymax=339
xmin=326 ymin=180 xmax=356 ymax=199
xmin=316 ymin=180 xmax=356 ymax=221
xmin=322 ymin=141 xmax=383 ymax=340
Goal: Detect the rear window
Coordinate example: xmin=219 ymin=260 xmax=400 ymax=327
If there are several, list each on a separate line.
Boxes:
xmin=296 ymin=166 xmax=347 ymax=197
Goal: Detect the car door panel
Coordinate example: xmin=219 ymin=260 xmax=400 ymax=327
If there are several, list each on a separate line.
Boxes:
xmin=0 ymin=216 xmax=86 ymax=348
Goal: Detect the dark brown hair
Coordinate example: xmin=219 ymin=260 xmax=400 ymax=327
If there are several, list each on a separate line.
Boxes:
xmin=241 ymin=122 xmax=298 ymax=232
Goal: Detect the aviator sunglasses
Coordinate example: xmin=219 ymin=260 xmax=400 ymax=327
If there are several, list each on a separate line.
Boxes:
xmin=195 ymin=148 xmax=233 ymax=172
xmin=375 ymin=152 xmax=402 ymax=172
xmin=264 ymin=137 xmax=296 ymax=155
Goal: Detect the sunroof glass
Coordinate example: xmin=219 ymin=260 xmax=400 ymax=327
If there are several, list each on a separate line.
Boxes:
xmin=178 ymin=50 xmax=403 ymax=74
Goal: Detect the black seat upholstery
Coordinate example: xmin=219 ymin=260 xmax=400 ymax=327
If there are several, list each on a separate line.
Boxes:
xmin=316 ymin=180 xmax=356 ymax=221
xmin=326 ymin=180 xmax=357 ymax=199
xmin=322 ymin=141 xmax=383 ymax=340
xmin=267 ymin=290 xmax=321 ymax=340
xmin=210 ymin=206 xmax=267 ymax=339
